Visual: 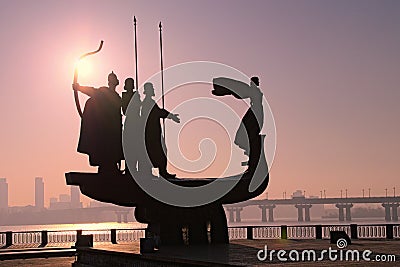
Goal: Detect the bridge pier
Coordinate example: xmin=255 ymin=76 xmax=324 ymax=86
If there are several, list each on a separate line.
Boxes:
xmin=337 ymin=205 xmax=345 ymax=221
xmin=294 ymin=204 xmax=312 ymax=222
xmin=304 ymin=204 xmax=312 ymax=222
xmin=259 ymin=205 xmax=267 ymax=222
xmin=116 ymin=212 xmax=122 ymax=223
xmin=225 ymin=207 xmax=243 ymax=222
xmin=383 ymin=204 xmax=391 ymax=221
xmin=295 ymin=204 xmax=304 ymax=222
xmin=392 ymin=204 xmax=399 ymax=222
xmin=268 ymin=205 xmax=276 ymax=222
xmin=115 ymin=211 xmax=129 ymax=223
xmin=382 ymin=203 xmax=400 ymax=221
xmin=345 ymin=204 xmax=353 ymax=221
xmin=235 ymin=207 xmax=243 ymax=222
xmin=336 ymin=203 xmax=353 ymax=222
xmin=123 ymin=211 xmax=128 ymax=223
xmin=226 ymin=208 xmax=235 ymax=223
xmin=258 ymin=204 xmax=276 ymax=222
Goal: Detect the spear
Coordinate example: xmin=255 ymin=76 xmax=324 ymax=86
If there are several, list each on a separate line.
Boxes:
xmin=134 ymin=16 xmax=139 ymax=90
xmin=159 ymin=21 xmax=166 ymax=140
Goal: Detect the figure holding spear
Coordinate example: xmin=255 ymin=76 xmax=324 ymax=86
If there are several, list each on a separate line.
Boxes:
xmin=140 ymin=22 xmax=180 ymax=179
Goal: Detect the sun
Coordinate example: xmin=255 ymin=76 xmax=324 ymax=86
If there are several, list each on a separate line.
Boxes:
xmin=75 ymin=58 xmax=93 ymax=78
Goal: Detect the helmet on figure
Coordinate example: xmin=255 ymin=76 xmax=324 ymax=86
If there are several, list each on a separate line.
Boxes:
xmin=108 ymin=71 xmax=119 ymax=87
xmin=124 ymin=78 xmax=135 ymax=91
xmin=250 ymin=76 xmax=259 ymax=87
xmin=143 ymin=82 xmax=155 ymax=96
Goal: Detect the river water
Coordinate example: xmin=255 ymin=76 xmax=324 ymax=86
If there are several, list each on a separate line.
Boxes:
xmin=0 ymin=222 xmax=146 ymax=232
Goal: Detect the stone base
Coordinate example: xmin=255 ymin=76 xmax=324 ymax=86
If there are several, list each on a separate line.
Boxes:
xmin=136 ymin=203 xmax=229 ymax=246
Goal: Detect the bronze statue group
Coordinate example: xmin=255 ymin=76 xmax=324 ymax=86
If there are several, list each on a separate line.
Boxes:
xmin=73 ymin=73 xmax=263 ymax=179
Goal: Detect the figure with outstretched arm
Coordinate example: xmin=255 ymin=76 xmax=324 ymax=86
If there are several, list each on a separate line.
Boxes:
xmin=140 ymin=82 xmax=180 ymax=179
xmin=213 ymin=76 xmax=264 ymax=170
xmin=234 ymin=77 xmax=263 ymax=156
xmin=72 ymin=71 xmax=123 ymax=173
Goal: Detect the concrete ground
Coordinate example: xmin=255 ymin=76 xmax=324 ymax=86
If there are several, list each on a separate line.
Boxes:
xmin=1 ymin=239 xmax=399 ymax=266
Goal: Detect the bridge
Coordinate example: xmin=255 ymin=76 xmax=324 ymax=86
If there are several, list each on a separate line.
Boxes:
xmin=225 ymin=196 xmax=400 ymax=223
xmin=80 ymin=207 xmax=132 ymax=223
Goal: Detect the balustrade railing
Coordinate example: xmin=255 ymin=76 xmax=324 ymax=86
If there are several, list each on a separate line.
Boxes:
xmin=253 ymin=226 xmax=281 ymax=239
xmin=82 ymin=230 xmax=111 ymax=243
xmin=116 ymin=229 xmax=145 ymax=242
xmin=357 ymin=225 xmax=386 ymax=239
xmin=228 ymin=224 xmax=400 ymax=240
xmin=0 ymin=232 xmax=7 ymax=247
xmin=394 ymin=225 xmax=400 ymax=238
xmin=228 ymin=226 xmax=247 ymax=240
xmin=288 ymin=226 xmax=315 ymax=239
xmin=12 ymin=231 xmax=42 ymax=246
xmin=0 ymin=228 xmax=145 ymax=248
xmin=0 ymin=224 xmax=399 ymax=248
xmin=322 ymin=225 xmax=351 ymax=239
xmin=48 ymin=230 xmax=77 ymax=245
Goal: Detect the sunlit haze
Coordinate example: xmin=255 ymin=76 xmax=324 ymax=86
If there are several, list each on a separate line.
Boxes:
xmin=0 ymin=0 xmax=399 ymax=207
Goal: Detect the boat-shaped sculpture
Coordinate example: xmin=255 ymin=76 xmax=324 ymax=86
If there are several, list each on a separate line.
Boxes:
xmin=68 ymin=49 xmax=270 ymax=245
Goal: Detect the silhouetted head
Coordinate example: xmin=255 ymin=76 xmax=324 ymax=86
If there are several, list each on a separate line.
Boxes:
xmin=108 ymin=71 xmax=119 ymax=88
xmin=250 ymin=76 xmax=260 ymax=86
xmin=124 ymin=78 xmax=135 ymax=91
xmin=143 ymin=82 xmax=155 ymax=97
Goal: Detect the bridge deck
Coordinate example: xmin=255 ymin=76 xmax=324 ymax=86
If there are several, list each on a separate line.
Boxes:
xmin=228 ymin=197 xmax=400 ymax=207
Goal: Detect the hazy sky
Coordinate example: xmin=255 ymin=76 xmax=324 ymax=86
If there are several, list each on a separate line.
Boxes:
xmin=0 ymin=0 xmax=399 ymax=206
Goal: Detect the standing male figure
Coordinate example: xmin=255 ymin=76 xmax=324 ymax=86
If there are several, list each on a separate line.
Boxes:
xmin=121 ymin=77 xmax=142 ymax=172
xmin=73 ymin=71 xmax=123 ymax=173
xmin=140 ymin=82 xmax=180 ymax=179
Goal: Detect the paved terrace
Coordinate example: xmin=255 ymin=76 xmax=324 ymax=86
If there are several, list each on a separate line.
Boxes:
xmin=1 ymin=239 xmax=399 ymax=266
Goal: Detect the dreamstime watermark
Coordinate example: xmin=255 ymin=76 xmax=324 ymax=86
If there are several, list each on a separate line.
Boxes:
xmin=257 ymin=238 xmax=396 ymax=263
xmin=123 ymin=61 xmax=276 ymax=207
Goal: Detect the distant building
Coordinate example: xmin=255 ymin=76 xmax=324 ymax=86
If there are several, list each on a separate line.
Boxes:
xmin=292 ymin=190 xmax=305 ymax=198
xmin=49 ymin=190 xmax=82 ymax=210
xmin=35 ymin=177 xmax=44 ymax=209
xmin=70 ymin=186 xmax=82 ymax=208
xmin=0 ymin=178 xmax=8 ymax=209
xmin=49 ymin=194 xmax=70 ymax=210
xmin=59 ymin=194 xmax=71 ymax=202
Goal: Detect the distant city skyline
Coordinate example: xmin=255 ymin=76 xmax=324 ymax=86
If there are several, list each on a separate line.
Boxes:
xmin=0 ymin=177 xmax=84 ymax=209
xmin=0 ymin=176 xmax=398 ymax=210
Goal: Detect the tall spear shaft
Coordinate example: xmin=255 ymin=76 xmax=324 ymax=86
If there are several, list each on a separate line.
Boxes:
xmin=159 ymin=21 xmax=166 ymax=139
xmin=134 ymin=16 xmax=139 ymax=90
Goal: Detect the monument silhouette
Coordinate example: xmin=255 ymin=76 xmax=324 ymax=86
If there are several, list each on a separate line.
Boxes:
xmin=66 ymin=39 xmax=269 ymax=247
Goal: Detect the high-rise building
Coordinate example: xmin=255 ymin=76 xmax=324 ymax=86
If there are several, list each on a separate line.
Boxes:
xmin=70 ymin=186 xmax=82 ymax=208
xmin=35 ymin=177 xmax=44 ymax=209
xmin=0 ymin=178 xmax=8 ymax=209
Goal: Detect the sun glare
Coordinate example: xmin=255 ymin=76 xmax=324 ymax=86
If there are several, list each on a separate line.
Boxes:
xmin=75 ymin=58 xmax=93 ymax=78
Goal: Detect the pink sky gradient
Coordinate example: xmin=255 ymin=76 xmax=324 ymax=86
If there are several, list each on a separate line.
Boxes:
xmin=0 ymin=0 xmax=399 ymax=206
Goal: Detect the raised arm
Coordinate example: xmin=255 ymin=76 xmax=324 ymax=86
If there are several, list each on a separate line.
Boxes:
xmin=72 ymin=83 xmax=97 ymax=97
